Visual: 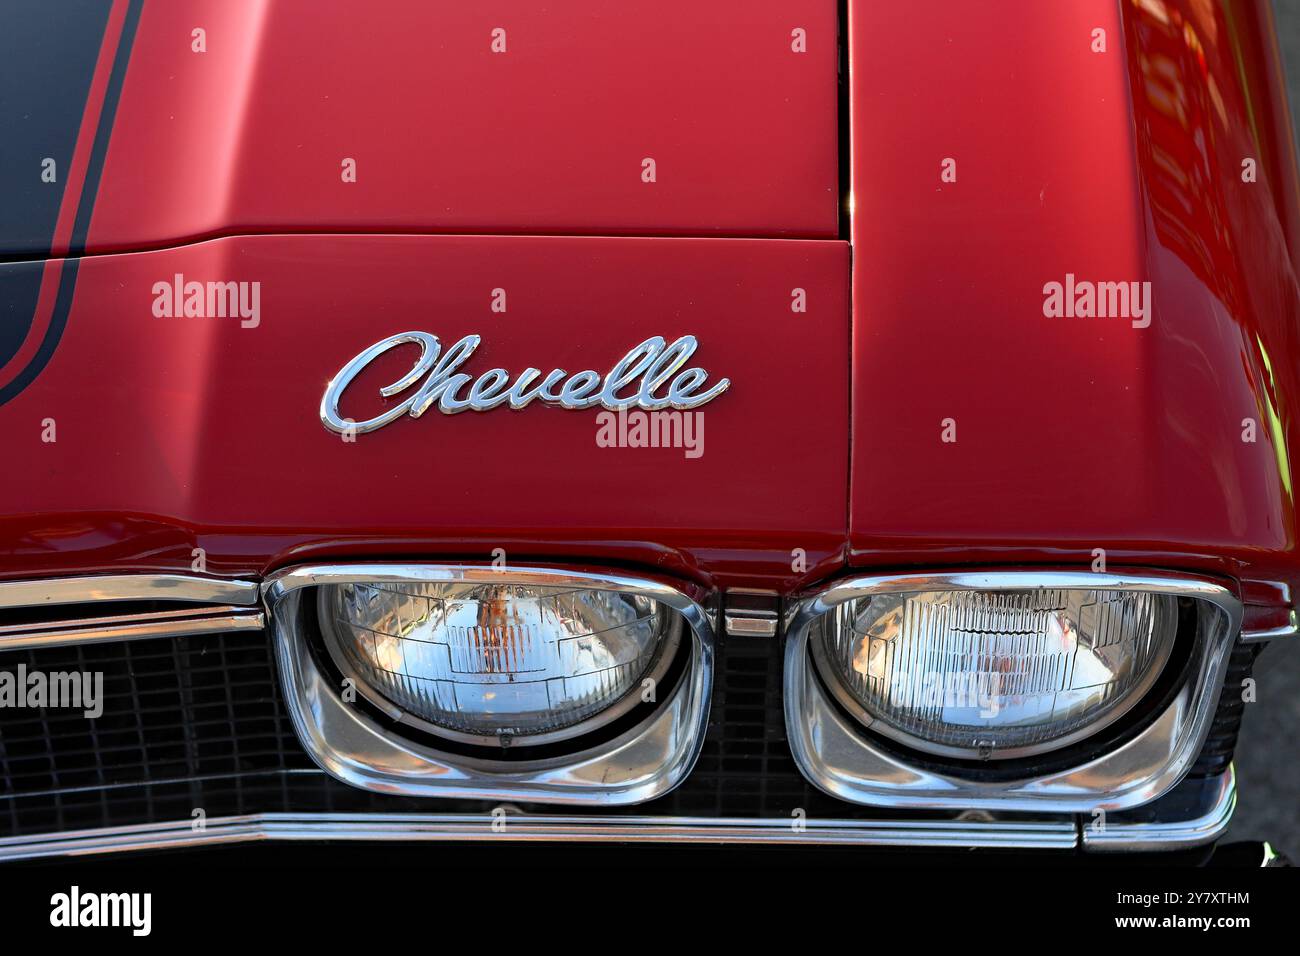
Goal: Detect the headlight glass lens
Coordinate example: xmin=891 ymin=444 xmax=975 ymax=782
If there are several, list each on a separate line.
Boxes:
xmin=320 ymin=581 xmax=679 ymax=744
xmin=810 ymin=588 xmax=1177 ymax=759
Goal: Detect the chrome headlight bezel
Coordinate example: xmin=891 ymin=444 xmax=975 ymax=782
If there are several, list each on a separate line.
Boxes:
xmin=264 ymin=564 xmax=714 ymax=806
xmin=783 ymin=569 xmax=1242 ymax=812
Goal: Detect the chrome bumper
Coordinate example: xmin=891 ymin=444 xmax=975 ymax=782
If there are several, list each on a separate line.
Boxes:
xmin=0 ymin=767 xmax=1235 ymax=862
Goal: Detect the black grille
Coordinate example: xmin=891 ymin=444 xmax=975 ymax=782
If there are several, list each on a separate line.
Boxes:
xmin=0 ymin=628 xmax=1253 ymax=837
xmin=655 ymin=635 xmax=838 ymax=817
xmin=1188 ymin=640 xmax=1260 ymax=778
xmin=0 ymin=633 xmax=312 ymax=835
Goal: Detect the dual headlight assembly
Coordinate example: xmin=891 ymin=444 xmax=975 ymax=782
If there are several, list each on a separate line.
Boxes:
xmin=265 ymin=566 xmax=1239 ymax=811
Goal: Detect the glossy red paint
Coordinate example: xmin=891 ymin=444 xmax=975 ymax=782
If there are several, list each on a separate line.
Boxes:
xmin=0 ymin=235 xmax=849 ymax=589
xmin=84 ymin=0 xmax=840 ymax=250
xmin=3 ymin=0 xmax=1300 ymax=601
xmin=848 ymin=0 xmax=1300 ymax=589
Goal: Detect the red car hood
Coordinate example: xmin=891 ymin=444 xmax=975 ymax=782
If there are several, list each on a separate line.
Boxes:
xmin=1 ymin=0 xmax=1299 ymax=594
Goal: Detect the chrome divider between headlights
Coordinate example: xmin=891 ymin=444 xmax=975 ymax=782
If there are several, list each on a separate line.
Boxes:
xmin=782 ymin=570 xmax=1243 ymax=813
xmin=262 ymin=564 xmax=715 ymax=806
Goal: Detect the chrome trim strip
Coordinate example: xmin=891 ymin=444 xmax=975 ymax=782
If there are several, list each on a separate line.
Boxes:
xmin=0 ymin=604 xmax=253 ymax=637
xmin=263 ymin=564 xmax=715 ymax=806
xmin=724 ymin=589 xmax=780 ymax=637
xmin=783 ymin=570 xmax=1243 ymax=812
xmin=1241 ymin=608 xmax=1297 ymax=643
xmin=724 ymin=614 xmax=778 ymax=637
xmin=0 ymin=611 xmax=264 ymax=652
xmin=0 ymin=812 xmax=1078 ymax=861
xmin=0 ymin=574 xmax=260 ymax=609
xmin=1083 ymin=767 xmax=1236 ymax=852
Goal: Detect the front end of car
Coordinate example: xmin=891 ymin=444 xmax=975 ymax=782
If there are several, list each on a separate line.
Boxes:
xmin=1 ymin=0 xmax=1298 ymax=870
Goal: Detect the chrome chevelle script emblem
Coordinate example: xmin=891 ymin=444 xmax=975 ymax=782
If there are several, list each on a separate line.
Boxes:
xmin=321 ymin=332 xmax=730 ymax=435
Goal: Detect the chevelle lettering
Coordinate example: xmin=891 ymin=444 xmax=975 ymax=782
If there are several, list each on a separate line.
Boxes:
xmin=320 ymin=332 xmax=731 ymax=433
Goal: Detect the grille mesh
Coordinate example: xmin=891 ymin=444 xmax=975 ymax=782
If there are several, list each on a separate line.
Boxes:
xmin=1188 ymin=640 xmax=1260 ymax=778
xmin=0 ymin=633 xmax=310 ymax=835
xmin=0 ymin=627 xmax=1250 ymax=837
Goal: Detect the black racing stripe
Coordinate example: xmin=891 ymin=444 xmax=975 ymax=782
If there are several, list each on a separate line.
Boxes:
xmin=0 ymin=0 xmax=113 ymax=260
xmin=0 ymin=258 xmax=80 ymax=408
xmin=0 ymin=261 xmax=45 ymax=375
xmin=0 ymin=0 xmax=110 ymax=368
xmin=0 ymin=0 xmax=143 ymax=408
xmin=70 ymin=0 xmax=144 ymax=257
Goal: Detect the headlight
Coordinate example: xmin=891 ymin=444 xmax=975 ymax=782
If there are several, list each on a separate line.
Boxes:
xmin=319 ymin=580 xmax=681 ymax=746
xmin=809 ymin=587 xmax=1177 ymax=759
